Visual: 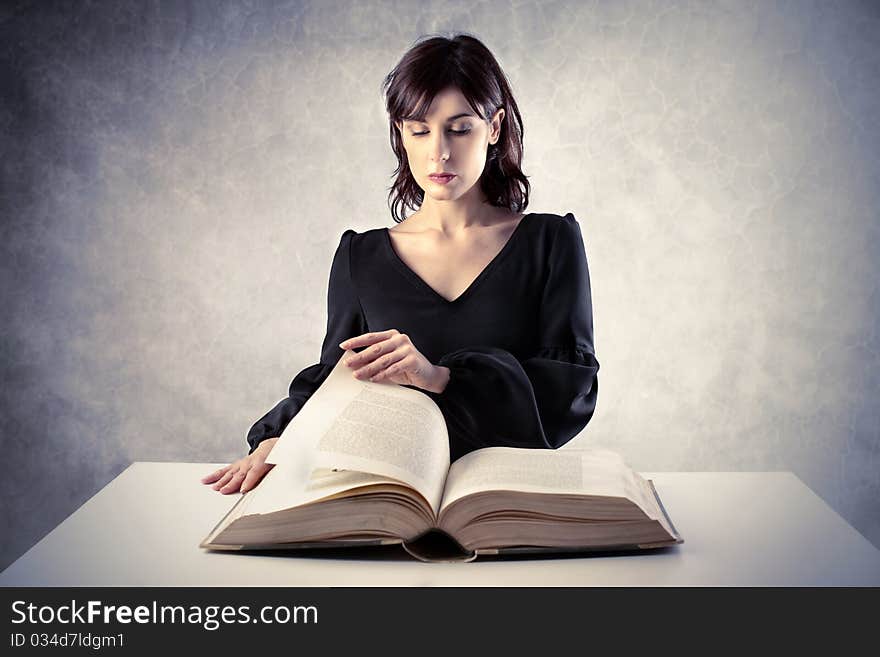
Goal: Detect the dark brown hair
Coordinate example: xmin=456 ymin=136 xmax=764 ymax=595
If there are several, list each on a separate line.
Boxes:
xmin=380 ymin=32 xmax=530 ymax=224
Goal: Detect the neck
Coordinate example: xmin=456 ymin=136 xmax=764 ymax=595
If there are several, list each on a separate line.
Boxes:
xmin=416 ymin=188 xmax=502 ymax=236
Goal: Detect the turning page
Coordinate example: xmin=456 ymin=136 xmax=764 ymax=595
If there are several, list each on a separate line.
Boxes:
xmin=264 ymin=351 xmax=451 ymax=515
xmin=236 ymin=460 xmax=408 ymax=518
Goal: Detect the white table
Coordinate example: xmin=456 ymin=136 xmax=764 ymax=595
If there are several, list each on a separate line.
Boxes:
xmin=1 ymin=463 xmax=878 ymax=586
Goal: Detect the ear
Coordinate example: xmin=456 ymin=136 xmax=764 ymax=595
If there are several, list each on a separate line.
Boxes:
xmin=489 ymin=108 xmax=505 ymax=144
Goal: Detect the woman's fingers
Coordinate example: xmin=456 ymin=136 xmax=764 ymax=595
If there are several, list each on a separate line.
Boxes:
xmin=346 ymin=343 xmax=403 ymax=378
xmin=241 ymin=462 xmax=273 ymax=494
xmin=201 ymin=466 xmax=230 ymax=484
xmin=218 ymin=468 xmax=247 ymax=494
xmin=363 ymin=350 xmax=407 ymax=381
xmin=218 ymin=469 xmax=248 ymax=494
xmin=204 ymin=452 xmax=276 ymax=495
xmin=339 ymin=329 xmax=398 ymax=351
xmin=212 ymin=469 xmax=236 ymax=491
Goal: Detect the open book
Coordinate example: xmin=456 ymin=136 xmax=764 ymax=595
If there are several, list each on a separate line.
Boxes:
xmin=200 ymin=352 xmax=683 ymax=562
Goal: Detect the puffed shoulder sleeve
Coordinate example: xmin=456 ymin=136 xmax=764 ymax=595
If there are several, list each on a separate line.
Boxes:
xmin=425 ymin=214 xmax=600 ymax=462
xmin=245 ymin=229 xmax=367 ymax=454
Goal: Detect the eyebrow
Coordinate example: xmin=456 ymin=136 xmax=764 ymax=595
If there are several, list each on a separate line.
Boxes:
xmin=405 ymin=113 xmax=475 ymax=124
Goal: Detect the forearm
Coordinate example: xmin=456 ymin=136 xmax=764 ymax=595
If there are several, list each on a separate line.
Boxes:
xmin=423 ymin=347 xmax=600 ymax=461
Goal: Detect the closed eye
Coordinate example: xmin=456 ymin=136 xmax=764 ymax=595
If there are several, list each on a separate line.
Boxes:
xmin=411 ymin=129 xmax=471 ymax=136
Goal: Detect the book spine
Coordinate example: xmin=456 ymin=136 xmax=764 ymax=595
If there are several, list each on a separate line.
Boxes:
xmin=401 ymin=529 xmax=477 ymax=562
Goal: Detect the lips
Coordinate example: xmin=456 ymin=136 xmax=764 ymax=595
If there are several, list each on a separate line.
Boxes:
xmin=428 ymin=174 xmax=455 ymax=180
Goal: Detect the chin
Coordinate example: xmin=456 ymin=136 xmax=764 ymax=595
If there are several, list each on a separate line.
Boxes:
xmin=424 ymin=181 xmax=471 ymax=196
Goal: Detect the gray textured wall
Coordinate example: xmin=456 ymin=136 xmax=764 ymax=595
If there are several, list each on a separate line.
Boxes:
xmin=2 ymin=0 xmax=878 ymax=574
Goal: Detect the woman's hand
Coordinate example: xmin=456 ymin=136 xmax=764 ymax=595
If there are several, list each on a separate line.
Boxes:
xmin=200 ymin=437 xmax=279 ymax=495
xmin=340 ymin=329 xmax=450 ymax=393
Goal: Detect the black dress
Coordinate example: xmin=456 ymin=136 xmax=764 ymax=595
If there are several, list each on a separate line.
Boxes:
xmin=246 ymin=211 xmax=600 ymax=463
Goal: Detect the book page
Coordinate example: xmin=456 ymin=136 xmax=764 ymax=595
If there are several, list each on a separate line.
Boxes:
xmin=438 ymin=447 xmax=651 ymax=514
xmin=311 ymin=383 xmax=450 ymax=515
xmin=263 ymin=351 xmax=366 ymax=467
xmin=239 ymin=459 xmax=409 ymax=517
xmin=264 ymin=351 xmax=451 ymax=515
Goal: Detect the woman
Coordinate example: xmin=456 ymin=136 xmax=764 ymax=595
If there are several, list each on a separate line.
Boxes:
xmin=202 ymin=33 xmax=600 ymax=495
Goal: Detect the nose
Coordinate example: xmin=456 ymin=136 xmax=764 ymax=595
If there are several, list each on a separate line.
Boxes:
xmin=428 ymin=132 xmax=451 ymax=162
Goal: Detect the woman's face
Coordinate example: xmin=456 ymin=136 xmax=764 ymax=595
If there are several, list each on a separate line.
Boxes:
xmin=395 ymin=86 xmax=504 ymax=202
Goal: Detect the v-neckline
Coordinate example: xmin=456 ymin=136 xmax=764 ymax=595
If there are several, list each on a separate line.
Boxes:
xmin=383 ymin=212 xmax=534 ymax=306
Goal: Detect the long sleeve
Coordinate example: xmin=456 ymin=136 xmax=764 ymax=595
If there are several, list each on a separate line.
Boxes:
xmin=245 ymin=229 xmax=367 ymax=455
xmin=424 ymin=214 xmax=600 ymax=462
